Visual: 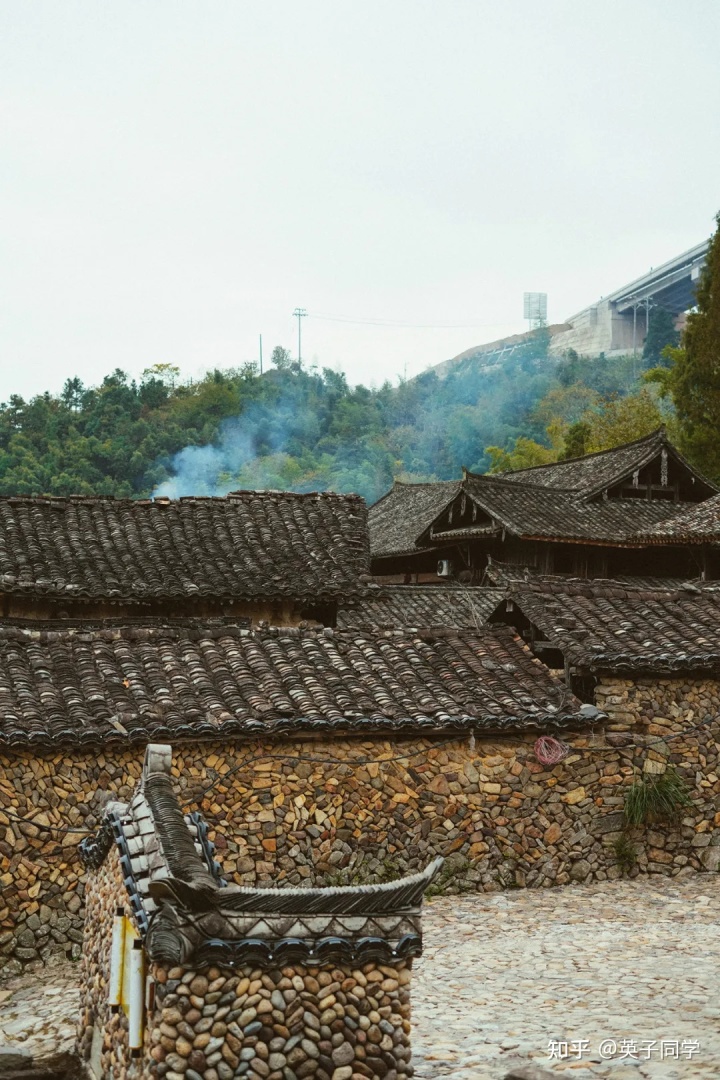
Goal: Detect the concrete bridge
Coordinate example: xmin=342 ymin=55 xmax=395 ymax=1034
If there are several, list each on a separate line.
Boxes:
xmin=548 ymin=239 xmax=709 ymax=358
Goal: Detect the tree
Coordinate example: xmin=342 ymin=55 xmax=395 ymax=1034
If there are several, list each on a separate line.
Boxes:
xmin=61 ymin=377 xmax=85 ymax=411
xmin=560 ymin=421 xmax=591 ymax=459
xmin=642 ymin=307 xmax=679 ymax=368
xmin=579 ymin=388 xmax=669 ymax=453
xmin=271 ymin=346 xmax=293 ymax=371
xmin=142 ymin=363 xmax=181 ymax=389
xmin=485 ymin=436 xmax=558 ymax=473
xmin=651 ymin=214 xmax=720 ymax=479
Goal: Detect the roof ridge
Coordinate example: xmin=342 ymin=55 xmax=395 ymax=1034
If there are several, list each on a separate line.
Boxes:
xmin=463 ymin=473 xmax=580 ymax=495
xmin=0 ymin=489 xmax=366 ymax=506
xmin=497 ymin=427 xmax=667 ymax=478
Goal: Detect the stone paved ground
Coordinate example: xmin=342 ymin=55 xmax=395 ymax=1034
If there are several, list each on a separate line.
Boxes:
xmin=1 ymin=874 xmax=718 ymax=1079
xmin=413 ymin=873 xmax=720 ymax=1079
xmin=0 ymin=958 xmax=78 ymax=1073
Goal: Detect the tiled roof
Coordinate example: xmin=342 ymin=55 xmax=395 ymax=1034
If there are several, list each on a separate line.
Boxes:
xmin=337 ymin=586 xmax=503 ymax=630
xmin=370 ymin=476 xmax=696 ymax=557
xmin=0 ymin=621 xmax=587 ymax=750
xmin=0 ymin=491 xmax=369 ymax=601
xmin=370 ymin=433 xmax=718 ymax=559
xmin=496 ymin=428 xmax=670 ymax=495
xmin=80 ymin=744 xmax=441 ymax=967
xmin=503 ymin=579 xmax=720 ymax=673
xmin=457 ymin=476 xmax=692 ymax=543
xmin=483 ymin=560 xmax=701 ymax=593
xmin=635 ymin=492 xmax=720 ymax=543
xmin=369 ymin=481 xmax=460 ymax=557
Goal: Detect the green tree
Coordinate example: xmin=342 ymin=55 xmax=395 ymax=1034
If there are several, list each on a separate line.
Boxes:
xmin=642 ymin=307 xmax=680 ymax=368
xmin=61 ymin=377 xmax=85 ymax=411
xmin=485 ymin=436 xmax=558 ymax=473
xmin=650 ymin=214 xmax=720 ymax=479
xmin=580 ymin=388 xmax=670 ymax=453
xmin=142 ymin=363 xmax=181 ymax=388
xmin=560 ymin=420 xmax=591 ymax=459
xmin=271 ymin=346 xmax=293 ymax=371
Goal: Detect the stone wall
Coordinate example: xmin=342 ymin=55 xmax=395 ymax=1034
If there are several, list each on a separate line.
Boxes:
xmin=2 ymin=683 xmax=720 ymax=973
xmin=595 ymin=675 xmax=720 ymax=873
xmin=148 ymin=958 xmax=412 ymax=1080
xmin=79 ymin=819 xmax=415 ymax=1080
xmin=78 ymin=844 xmax=136 ymax=1078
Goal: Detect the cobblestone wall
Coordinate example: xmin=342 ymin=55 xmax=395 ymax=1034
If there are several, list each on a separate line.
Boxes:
xmin=79 ymin=829 xmax=415 ymax=1079
xmin=149 ymin=959 xmax=413 ymax=1080
xmin=78 ymin=845 xmax=137 ymax=1078
xmin=2 ymin=687 xmax=720 ymax=973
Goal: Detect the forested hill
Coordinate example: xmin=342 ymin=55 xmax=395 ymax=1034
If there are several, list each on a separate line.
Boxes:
xmin=0 ymin=329 xmax=676 ymax=505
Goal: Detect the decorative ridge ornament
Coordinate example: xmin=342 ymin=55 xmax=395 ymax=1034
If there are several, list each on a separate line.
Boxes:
xmin=80 ymin=743 xmax=442 ymax=968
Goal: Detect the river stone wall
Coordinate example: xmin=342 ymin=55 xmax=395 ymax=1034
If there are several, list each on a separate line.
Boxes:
xmin=79 ymin=838 xmax=414 ymax=1080
xmin=78 ymin=843 xmax=135 ymax=1078
xmin=2 ymin=677 xmax=720 ymax=972
xmin=149 ymin=959 xmax=412 ymax=1080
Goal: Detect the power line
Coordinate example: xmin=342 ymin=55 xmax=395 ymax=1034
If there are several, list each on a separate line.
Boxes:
xmin=310 ymin=311 xmax=516 ymax=330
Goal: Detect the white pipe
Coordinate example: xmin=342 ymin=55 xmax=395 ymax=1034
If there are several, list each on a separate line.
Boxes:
xmin=127 ymin=939 xmax=145 ymax=1055
xmin=108 ymin=907 xmax=125 ymax=1012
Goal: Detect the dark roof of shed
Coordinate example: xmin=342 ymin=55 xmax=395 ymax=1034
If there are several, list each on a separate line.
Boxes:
xmin=0 ymin=621 xmax=586 ymax=750
xmin=502 ymin=579 xmax=720 ymax=673
xmin=337 ymin=585 xmax=503 ymax=631
xmin=0 ymin=491 xmax=369 ymax=602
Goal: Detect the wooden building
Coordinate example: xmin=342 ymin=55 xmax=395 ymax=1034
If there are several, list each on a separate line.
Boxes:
xmin=369 ymin=429 xmax=720 ymax=584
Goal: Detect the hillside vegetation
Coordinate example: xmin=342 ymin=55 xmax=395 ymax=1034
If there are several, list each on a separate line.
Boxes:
xmin=6 ymin=207 xmax=720 ymax=507
xmin=0 ymin=332 xmax=674 ymax=505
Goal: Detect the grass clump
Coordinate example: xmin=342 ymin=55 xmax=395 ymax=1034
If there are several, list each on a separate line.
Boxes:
xmin=623 ymin=767 xmax=692 ymax=827
xmin=613 ymin=833 xmax=637 ymax=873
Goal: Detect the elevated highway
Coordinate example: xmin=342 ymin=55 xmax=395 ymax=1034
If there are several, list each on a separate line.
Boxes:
xmin=549 ymin=239 xmax=709 ymax=357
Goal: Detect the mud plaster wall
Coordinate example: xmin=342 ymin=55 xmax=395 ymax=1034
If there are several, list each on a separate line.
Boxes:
xmin=2 ymin=681 xmax=720 ymax=974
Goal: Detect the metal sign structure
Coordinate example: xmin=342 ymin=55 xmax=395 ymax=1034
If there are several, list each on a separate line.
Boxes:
xmin=523 ymin=292 xmax=547 ymax=327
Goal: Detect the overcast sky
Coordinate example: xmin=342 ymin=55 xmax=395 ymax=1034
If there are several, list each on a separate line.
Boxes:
xmin=1 ymin=1 xmax=719 ymax=401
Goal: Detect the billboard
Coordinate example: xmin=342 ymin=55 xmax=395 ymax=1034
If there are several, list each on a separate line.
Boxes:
xmin=523 ymin=292 xmax=547 ymax=324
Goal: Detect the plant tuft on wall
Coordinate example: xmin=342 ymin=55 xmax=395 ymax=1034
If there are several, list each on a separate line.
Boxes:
xmin=623 ymin=767 xmax=693 ymax=827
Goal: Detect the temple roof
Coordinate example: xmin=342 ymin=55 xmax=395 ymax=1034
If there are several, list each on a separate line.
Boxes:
xmin=0 ymin=490 xmax=369 ymax=603
xmin=500 ymin=578 xmax=720 ymax=674
xmin=0 ymin=621 xmax=589 ymax=751
xmin=337 ymin=585 xmax=503 ymax=631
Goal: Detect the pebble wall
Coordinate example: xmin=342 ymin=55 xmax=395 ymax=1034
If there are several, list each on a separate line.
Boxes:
xmin=80 ymin=844 xmax=414 ymax=1080
xmin=2 ymin=675 xmax=720 ymax=974
xmin=78 ymin=845 xmax=135 ymax=1077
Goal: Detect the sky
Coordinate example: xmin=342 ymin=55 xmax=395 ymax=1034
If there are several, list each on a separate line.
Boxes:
xmin=1 ymin=1 xmax=719 ymax=401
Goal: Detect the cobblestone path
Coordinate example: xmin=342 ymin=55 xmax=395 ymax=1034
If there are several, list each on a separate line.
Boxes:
xmin=1 ymin=874 xmax=718 ymax=1079
xmin=413 ymin=873 xmax=720 ymax=1079
xmin=0 ymin=958 xmax=78 ymax=1074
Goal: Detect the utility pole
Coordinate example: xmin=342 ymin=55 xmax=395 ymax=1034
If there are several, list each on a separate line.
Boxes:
xmin=293 ymin=308 xmax=307 ymax=366
xmin=259 ymin=334 xmax=263 ymax=375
